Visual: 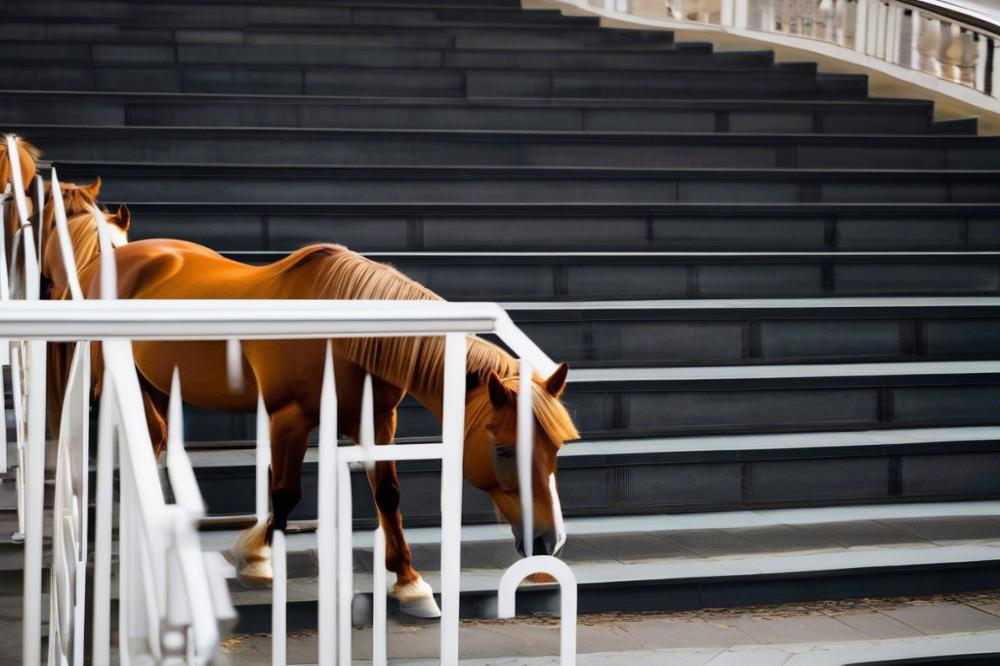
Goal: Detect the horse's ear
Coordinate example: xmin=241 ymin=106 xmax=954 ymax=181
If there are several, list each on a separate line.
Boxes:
xmin=544 ymin=363 xmax=569 ymax=398
xmin=487 ymin=371 xmax=512 ymax=408
xmin=81 ymin=176 xmax=101 ymax=200
xmin=114 ymin=203 xmax=130 ymax=231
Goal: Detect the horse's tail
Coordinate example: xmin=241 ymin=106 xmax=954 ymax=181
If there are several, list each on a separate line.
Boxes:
xmin=0 ymin=134 xmax=40 ymax=193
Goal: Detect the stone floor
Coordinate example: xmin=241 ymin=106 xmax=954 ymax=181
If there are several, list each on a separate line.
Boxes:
xmin=215 ymin=590 xmax=1000 ymax=664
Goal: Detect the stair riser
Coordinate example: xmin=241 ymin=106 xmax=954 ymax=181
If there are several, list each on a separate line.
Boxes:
xmin=1 ymin=65 xmax=849 ymax=98
xmin=0 ymin=23 xmax=678 ymax=50
xmin=57 ymin=168 xmax=997 ymax=205
xmin=0 ymin=43 xmax=759 ymax=71
xmin=124 ymin=209 xmax=998 ymax=252
xmin=0 ymin=98 xmax=932 ymax=134
xmin=31 ymin=133 xmax=998 ymax=170
xmin=513 ymin=314 xmax=1000 ymax=367
xmin=191 ymin=443 xmax=1000 ymax=525
xmin=0 ymin=2 xmax=598 ymax=28
xmin=226 ymin=562 xmax=1000 ymax=630
xmin=182 ymin=376 xmax=1000 ymax=441
xmin=215 ymin=255 xmax=1000 ymax=301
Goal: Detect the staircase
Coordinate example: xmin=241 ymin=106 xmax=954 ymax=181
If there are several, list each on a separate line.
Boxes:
xmin=4 ymin=0 xmax=1000 ymax=635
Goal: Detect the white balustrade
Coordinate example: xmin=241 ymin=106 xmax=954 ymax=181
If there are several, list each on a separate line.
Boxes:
xmin=545 ymin=0 xmax=1000 ymax=114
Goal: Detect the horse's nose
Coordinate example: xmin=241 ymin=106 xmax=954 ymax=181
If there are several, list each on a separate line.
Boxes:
xmin=532 ymin=530 xmax=560 ymax=556
xmin=513 ymin=529 xmax=564 ymax=557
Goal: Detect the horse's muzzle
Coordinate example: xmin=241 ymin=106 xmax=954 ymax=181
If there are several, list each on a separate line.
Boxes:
xmin=514 ymin=529 xmax=563 ymax=557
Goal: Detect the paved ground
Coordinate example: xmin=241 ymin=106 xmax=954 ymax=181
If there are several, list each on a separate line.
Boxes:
xmin=216 ymin=590 xmax=1000 ymax=664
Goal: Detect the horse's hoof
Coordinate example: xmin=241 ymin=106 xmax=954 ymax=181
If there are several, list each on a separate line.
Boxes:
xmin=392 ymin=577 xmax=441 ymax=619
xmin=236 ymin=559 xmax=274 ymax=588
xmin=399 ymin=596 xmax=442 ymax=619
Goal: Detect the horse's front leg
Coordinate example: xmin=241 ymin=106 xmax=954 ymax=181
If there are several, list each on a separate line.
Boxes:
xmin=231 ymin=400 xmax=313 ymax=587
xmin=368 ymin=414 xmax=441 ymax=618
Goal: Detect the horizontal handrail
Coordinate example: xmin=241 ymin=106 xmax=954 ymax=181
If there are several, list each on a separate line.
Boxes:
xmin=0 ymin=299 xmax=558 ymax=376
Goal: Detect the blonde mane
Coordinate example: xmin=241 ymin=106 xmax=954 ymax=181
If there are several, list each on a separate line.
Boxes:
xmin=43 ymin=208 xmax=126 ymax=298
xmin=296 ymin=244 xmax=578 ymax=445
xmin=0 ymin=134 xmax=39 ymax=193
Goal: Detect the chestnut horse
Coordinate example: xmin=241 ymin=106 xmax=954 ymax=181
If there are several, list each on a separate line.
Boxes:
xmin=43 ymin=218 xmax=579 ymax=615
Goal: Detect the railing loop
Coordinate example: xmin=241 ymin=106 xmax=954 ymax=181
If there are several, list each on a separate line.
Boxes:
xmin=497 ymin=555 xmax=578 ymax=666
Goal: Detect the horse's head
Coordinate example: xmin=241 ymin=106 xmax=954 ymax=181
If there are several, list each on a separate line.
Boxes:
xmin=465 ymin=362 xmax=579 ymax=557
xmin=1 ymin=134 xmax=40 ymax=265
xmin=41 ymin=197 xmax=129 ymax=299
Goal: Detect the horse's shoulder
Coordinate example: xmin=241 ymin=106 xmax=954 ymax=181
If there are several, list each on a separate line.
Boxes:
xmin=80 ymin=240 xmax=188 ymax=299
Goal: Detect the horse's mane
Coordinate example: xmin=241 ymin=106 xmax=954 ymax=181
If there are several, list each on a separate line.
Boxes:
xmin=291 ymin=244 xmax=578 ymax=444
xmin=43 ymin=209 xmax=108 ymax=298
xmin=0 ymin=134 xmax=39 ymax=192
xmin=300 ymin=243 xmax=518 ymax=390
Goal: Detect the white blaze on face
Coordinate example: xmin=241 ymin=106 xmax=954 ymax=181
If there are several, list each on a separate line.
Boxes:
xmin=549 ymin=473 xmax=566 ymax=553
xmin=107 ymin=221 xmax=128 ymax=247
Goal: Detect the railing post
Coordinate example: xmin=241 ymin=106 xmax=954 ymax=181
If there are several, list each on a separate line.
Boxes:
xmin=497 ymin=556 xmax=578 ymax=666
xmin=20 ymin=337 xmax=45 ymax=666
xmin=439 ymin=332 xmax=466 ymax=666
xmin=855 ymin=0 xmax=869 ymax=53
xmin=372 ymin=522 xmax=387 ymax=666
xmin=256 ymin=394 xmax=271 ymax=525
xmin=517 ymin=360 xmax=534 ymax=558
xmin=49 ymin=169 xmax=84 ymax=301
xmin=92 ymin=369 xmax=116 ymax=665
xmin=317 ymin=344 xmax=339 ymax=665
xmin=336 ymin=454 xmax=352 ymax=665
xmin=272 ymin=530 xmax=287 ymax=666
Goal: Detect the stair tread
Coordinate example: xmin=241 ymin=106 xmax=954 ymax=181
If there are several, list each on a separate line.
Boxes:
xmin=569 ymin=360 xmax=1000 ymax=383
xmin=203 ymin=504 xmax=1000 ymax=598
xmin=187 ymin=425 xmax=1000 ymax=463
xmin=22 ymin=123 xmax=992 ymax=143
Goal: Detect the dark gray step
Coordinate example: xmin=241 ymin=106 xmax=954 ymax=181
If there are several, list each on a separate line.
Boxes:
xmin=198 ymin=250 xmax=1000 ymax=301
xmin=0 ymin=2 xmax=600 ymax=28
xmin=182 ymin=361 xmax=1000 ymax=441
xmin=57 ymin=163 xmax=992 ymax=204
xmin=0 ymin=63 xmax=846 ymax=99
xmin=119 ymin=202 xmax=1000 ymax=253
xmin=187 ymin=429 xmax=1000 ymax=524
xmin=202 ymin=504 xmax=1000 ymax=624
xmin=0 ymin=91 xmax=933 ymax=134
xmin=0 ymin=41 xmax=747 ymax=71
xmin=507 ymin=300 xmax=1000 ymax=368
xmin=933 ymin=117 xmax=980 ymax=135
xmin=0 ymin=21 xmax=678 ymax=50
xmin=24 ymin=125 xmax=1000 ymax=170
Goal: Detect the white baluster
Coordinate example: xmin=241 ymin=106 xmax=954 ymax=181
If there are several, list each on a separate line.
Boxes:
xmin=256 ymin=394 xmax=270 ymax=525
xmin=439 ymin=332 xmax=466 ymax=666
xmin=372 ymin=522 xmax=387 ymax=666
xmin=49 ymin=170 xmax=83 ymax=301
xmin=317 ymin=343 xmax=339 ymax=665
xmin=272 ymin=530 xmax=287 ymax=666
xmin=517 ymin=360 xmax=534 ymax=558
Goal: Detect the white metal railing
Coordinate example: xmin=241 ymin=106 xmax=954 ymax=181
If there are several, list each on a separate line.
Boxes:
xmin=2 ymin=150 xmax=579 ymax=663
xmin=545 ymin=0 xmax=1000 ymax=115
xmin=3 ymin=298 xmax=579 ymax=665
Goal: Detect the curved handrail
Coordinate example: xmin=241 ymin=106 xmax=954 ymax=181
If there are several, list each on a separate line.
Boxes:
xmin=497 ymin=555 xmax=578 ymax=666
xmin=540 ymin=0 xmax=1000 ymax=117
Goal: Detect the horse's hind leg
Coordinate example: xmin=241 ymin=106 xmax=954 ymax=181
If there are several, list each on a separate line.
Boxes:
xmin=232 ymin=400 xmax=313 ymax=587
xmin=137 ymin=372 xmax=169 ymax=457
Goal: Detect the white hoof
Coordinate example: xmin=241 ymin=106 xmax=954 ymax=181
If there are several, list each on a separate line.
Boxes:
xmin=230 ymin=521 xmax=273 ymax=588
xmin=392 ymin=576 xmax=441 ymax=618
xmin=237 ymin=558 xmax=274 ymax=588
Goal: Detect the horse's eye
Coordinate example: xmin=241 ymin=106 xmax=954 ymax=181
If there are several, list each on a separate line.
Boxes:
xmin=495 ymin=446 xmax=515 ymax=459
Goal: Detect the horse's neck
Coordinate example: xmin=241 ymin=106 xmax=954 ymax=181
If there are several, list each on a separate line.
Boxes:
xmin=404 ymin=337 xmax=518 ymax=425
